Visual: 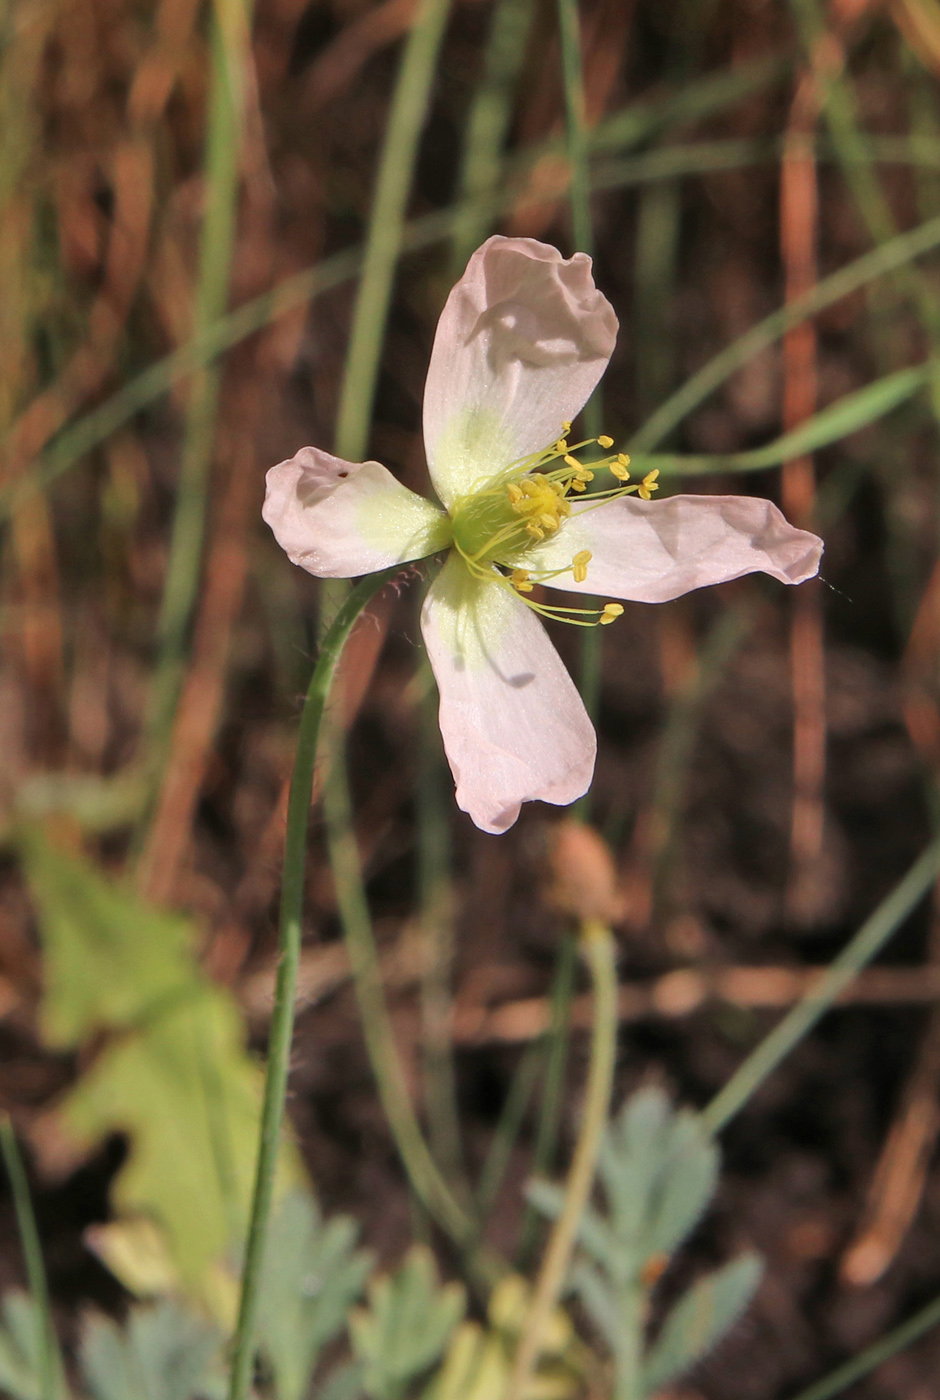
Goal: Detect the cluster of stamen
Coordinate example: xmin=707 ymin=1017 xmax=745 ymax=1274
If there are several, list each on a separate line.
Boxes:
xmin=449 ymin=425 xmax=659 ymax=630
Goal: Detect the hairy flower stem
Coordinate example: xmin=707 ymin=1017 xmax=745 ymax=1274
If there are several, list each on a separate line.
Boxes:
xmin=227 ymin=566 xmax=400 ymax=1400
xmin=504 ymin=920 xmax=618 ymax=1400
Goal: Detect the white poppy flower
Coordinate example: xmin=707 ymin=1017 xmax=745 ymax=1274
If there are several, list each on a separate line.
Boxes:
xmin=264 ymin=236 xmax=823 ymax=834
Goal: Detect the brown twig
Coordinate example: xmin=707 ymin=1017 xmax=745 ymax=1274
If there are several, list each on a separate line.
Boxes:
xmin=780 ymin=68 xmax=827 ymax=925
xmin=841 ymin=882 xmax=940 ymax=1285
xmin=240 ymin=948 xmax=940 ymax=1045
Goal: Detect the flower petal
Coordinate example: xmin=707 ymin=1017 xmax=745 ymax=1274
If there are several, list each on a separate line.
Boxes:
xmin=423 ymin=237 xmax=619 ymax=509
xmin=421 ymin=553 xmax=596 ymax=834
xmin=263 ymin=446 xmax=451 ymax=578
xmin=519 ymin=493 xmax=823 ymax=603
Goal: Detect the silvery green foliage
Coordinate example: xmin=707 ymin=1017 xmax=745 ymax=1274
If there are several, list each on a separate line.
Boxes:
xmin=639 ymin=1253 xmax=763 ymax=1395
xmin=0 ymin=1293 xmax=49 ymax=1400
xmin=256 ymin=1191 xmax=373 ymax=1400
xmin=349 ymin=1246 xmax=465 ymax=1400
xmin=79 ymin=1299 xmax=226 ymax=1400
xmin=528 ymin=1087 xmax=762 ymax=1398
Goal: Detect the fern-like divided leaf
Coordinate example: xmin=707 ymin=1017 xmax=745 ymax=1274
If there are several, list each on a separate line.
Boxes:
xmin=528 ymin=1087 xmax=763 ymax=1395
xmin=639 ymin=1253 xmax=763 ymax=1396
xmin=256 ymin=1190 xmax=373 ymax=1400
xmin=349 ymin=1246 xmax=465 ymax=1400
xmin=78 ymin=1299 xmax=226 ymax=1400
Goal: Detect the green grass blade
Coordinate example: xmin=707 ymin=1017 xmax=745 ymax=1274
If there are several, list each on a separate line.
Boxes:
xmin=702 ymin=834 xmax=940 ymax=1136
xmin=142 ymin=0 xmax=254 ymax=772
xmin=17 ymin=135 xmax=940 ymax=517
xmin=0 ymin=1117 xmax=62 ymax=1400
xmin=334 ymin=0 xmax=453 ymax=463
xmin=628 ymin=213 xmax=940 ymax=453
xmin=449 ymin=0 xmax=536 ymax=272
xmin=784 ymin=1290 xmax=940 ymax=1400
xmin=633 ymin=360 xmax=933 ymax=476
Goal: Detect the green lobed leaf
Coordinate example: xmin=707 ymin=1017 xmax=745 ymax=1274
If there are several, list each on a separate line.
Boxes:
xmin=19 ymin=828 xmax=303 ymax=1305
xmin=639 ymin=1253 xmax=764 ymax=1396
xmin=19 ymin=829 xmax=194 ymax=1047
xmin=349 ymin=1247 xmax=465 ymax=1400
xmin=256 ymin=1192 xmax=373 ymax=1400
xmin=79 ymin=1300 xmax=226 ymax=1400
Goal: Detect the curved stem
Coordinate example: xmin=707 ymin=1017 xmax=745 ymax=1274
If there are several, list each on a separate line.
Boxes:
xmin=227 ymin=566 xmax=399 ymax=1400
xmin=0 ymin=1117 xmax=61 ymax=1400
xmin=322 ymin=745 xmax=479 ymax=1254
xmin=504 ymin=920 xmax=618 ymax=1400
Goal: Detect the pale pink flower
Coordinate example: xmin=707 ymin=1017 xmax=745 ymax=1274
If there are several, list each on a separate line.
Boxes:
xmin=264 ymin=236 xmax=822 ymax=834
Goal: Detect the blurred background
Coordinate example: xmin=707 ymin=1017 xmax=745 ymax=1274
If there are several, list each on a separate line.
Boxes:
xmin=5 ymin=0 xmax=940 ymax=1394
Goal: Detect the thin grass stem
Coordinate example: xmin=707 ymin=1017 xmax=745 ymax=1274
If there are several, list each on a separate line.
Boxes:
xmin=142 ymin=0 xmax=253 ymax=776
xmin=322 ymin=751 xmax=481 ymax=1257
xmin=13 ymin=145 xmax=940 ymax=517
xmin=702 ymin=834 xmax=940 ymax=1136
xmin=476 ymin=1042 xmax=542 ymax=1219
xmin=628 ymin=212 xmax=940 ymax=453
xmin=227 ymin=566 xmax=400 ymax=1400
xmin=517 ymin=933 xmax=578 ymax=1265
xmin=555 ymin=0 xmax=603 ymax=764
xmin=449 ymin=0 xmax=536 ymax=273
xmin=0 ymin=1116 xmax=61 ymax=1400
xmin=784 ymin=1290 xmax=940 ymax=1400
xmin=334 ymin=0 xmax=453 ymax=463
xmin=417 ymin=665 xmax=465 ymax=1189
xmin=504 ymin=921 xmax=618 ymax=1400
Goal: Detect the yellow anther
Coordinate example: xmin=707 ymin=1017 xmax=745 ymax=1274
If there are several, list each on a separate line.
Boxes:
xmin=554 ymin=439 xmax=568 ymax=454
xmin=572 ymin=550 xmax=592 ymax=583
xmin=618 ymin=453 xmax=630 ymax=467
xmin=638 ymin=468 xmax=660 ymax=501
xmin=539 ymin=512 xmax=559 ymax=530
xmin=526 ymin=521 xmax=544 ymax=539
xmin=610 ymin=461 xmax=630 ymax=481
xmin=576 ymin=470 xmax=594 ymax=483
xmin=507 ymin=483 xmax=523 ymax=504
xmin=563 ymin=454 xmax=581 ymax=469
xmin=571 ymin=479 xmax=587 ymax=492
xmin=600 ymin=603 xmax=624 ymax=625
xmin=597 ymin=435 xmax=614 ymax=448
xmin=512 ymin=569 xmax=534 ymax=593
xmin=562 ymin=421 xmax=571 ymax=433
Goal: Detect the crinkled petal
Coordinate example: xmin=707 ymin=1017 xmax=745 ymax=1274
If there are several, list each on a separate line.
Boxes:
xmin=517 ymin=493 xmax=823 ymax=603
xmin=263 ymin=446 xmax=451 ymax=578
xmin=423 ymin=237 xmax=618 ymax=510
xmin=421 ymin=553 xmax=596 ymax=834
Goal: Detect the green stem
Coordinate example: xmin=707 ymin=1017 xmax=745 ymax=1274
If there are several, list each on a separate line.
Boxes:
xmin=784 ymin=1290 xmax=940 ymax=1400
xmin=334 ymin=0 xmax=452 ymax=463
xmin=449 ymin=0 xmax=536 ymax=274
xmin=476 ymin=1042 xmax=541 ymax=1219
xmin=628 ymin=211 xmax=940 ymax=453
xmin=702 ymin=834 xmax=940 ymax=1136
xmin=417 ymin=666 xmax=465 ymax=1187
xmin=143 ymin=0 xmax=253 ymax=775
xmin=227 ymin=566 xmax=399 ymax=1400
xmin=16 ymin=143 xmax=940 ymax=516
xmin=613 ymin=1282 xmax=645 ymax=1400
xmin=322 ymin=745 xmax=478 ymax=1255
xmin=517 ymin=933 xmax=578 ymax=1264
xmin=505 ymin=921 xmax=618 ymax=1400
xmin=556 ymin=0 xmax=604 ymax=754
xmin=0 ymin=1116 xmax=61 ymax=1400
